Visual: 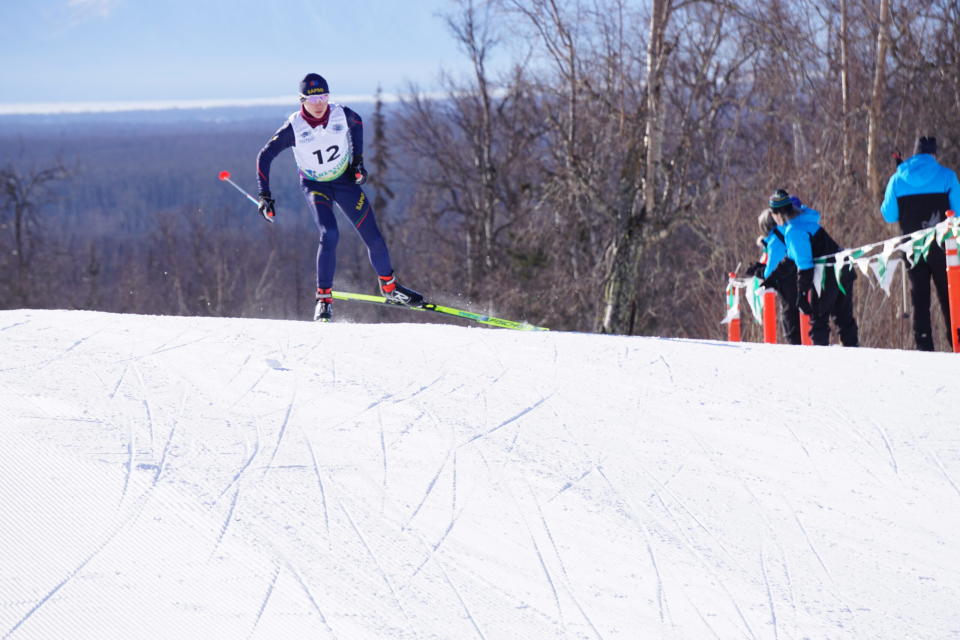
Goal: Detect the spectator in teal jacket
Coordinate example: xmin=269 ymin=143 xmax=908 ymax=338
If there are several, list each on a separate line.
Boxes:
xmin=880 ymin=136 xmax=960 ymax=350
xmin=769 ymin=190 xmax=858 ymax=346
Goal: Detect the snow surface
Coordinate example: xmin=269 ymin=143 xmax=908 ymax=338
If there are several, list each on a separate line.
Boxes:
xmin=1 ymin=309 xmax=959 ymax=639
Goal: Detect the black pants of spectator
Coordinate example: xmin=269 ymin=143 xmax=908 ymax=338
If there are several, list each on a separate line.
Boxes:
xmin=775 ymin=278 xmax=802 ymax=345
xmin=908 ymin=243 xmax=951 ymax=351
xmin=810 ymin=270 xmax=859 ymax=346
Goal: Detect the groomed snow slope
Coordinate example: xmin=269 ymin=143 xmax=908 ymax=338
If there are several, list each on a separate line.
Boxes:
xmin=1 ymin=309 xmax=958 ymax=639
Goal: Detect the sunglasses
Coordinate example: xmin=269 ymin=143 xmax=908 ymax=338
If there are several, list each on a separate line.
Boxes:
xmin=300 ymin=94 xmax=329 ymax=104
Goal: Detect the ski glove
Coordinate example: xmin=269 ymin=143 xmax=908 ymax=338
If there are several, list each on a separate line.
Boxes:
xmin=744 ymin=261 xmax=765 ymax=277
xmin=351 ymin=156 xmax=368 ymax=186
xmin=257 ymin=193 xmax=276 ymax=222
xmin=797 ymin=268 xmax=814 ymax=315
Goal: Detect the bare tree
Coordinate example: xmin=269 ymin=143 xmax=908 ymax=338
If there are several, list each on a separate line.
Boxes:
xmin=0 ymin=163 xmax=67 ymax=306
xmin=368 ymin=85 xmax=396 ymax=229
xmin=866 ymin=0 xmax=891 ymax=201
xmin=395 ymin=0 xmax=542 ymax=305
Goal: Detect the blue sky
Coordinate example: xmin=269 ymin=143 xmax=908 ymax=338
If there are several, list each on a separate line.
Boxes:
xmin=0 ymin=0 xmax=492 ymax=110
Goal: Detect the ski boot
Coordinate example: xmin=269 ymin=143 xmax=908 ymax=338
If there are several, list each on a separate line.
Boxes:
xmin=314 ymin=287 xmax=333 ymax=322
xmin=378 ymin=273 xmax=424 ymax=307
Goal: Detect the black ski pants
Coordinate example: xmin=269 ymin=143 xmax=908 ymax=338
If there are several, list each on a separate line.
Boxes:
xmin=775 ymin=276 xmax=802 ymax=345
xmin=908 ymin=243 xmax=951 ymax=351
xmin=809 ymin=270 xmax=859 ymax=347
xmin=766 ymin=262 xmax=802 ymax=345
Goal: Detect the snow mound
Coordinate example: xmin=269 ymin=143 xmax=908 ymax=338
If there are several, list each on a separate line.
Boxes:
xmin=1 ymin=309 xmax=958 ymax=639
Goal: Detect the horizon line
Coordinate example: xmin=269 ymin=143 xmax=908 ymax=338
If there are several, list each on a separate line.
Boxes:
xmin=0 ymin=92 xmax=444 ymax=116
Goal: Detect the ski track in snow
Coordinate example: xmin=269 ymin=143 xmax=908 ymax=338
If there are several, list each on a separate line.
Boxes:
xmin=596 ymin=466 xmax=668 ymax=625
xmin=869 ymin=419 xmax=900 ymax=476
xmin=0 ymin=319 xmax=29 ymax=332
xmin=527 ymin=482 xmax=605 ymax=639
xmin=120 ymin=424 xmax=133 ymax=504
xmin=152 ymin=392 xmax=184 ymax=487
xmin=3 ymin=478 xmax=158 ymax=639
xmin=433 ymin=557 xmax=488 ymax=640
xmin=302 ymin=433 xmax=331 ymax=542
xmin=401 ymin=450 xmax=451 ymax=531
xmin=338 ymin=500 xmax=416 ymax=636
xmin=461 ymin=395 xmax=551 ymax=447
xmin=130 ymin=363 xmax=155 ymax=450
xmin=403 ymin=507 xmax=465 ymax=588
xmin=790 ymin=504 xmax=834 ymax=584
xmin=262 ymin=392 xmax=297 ymax=477
xmin=210 ymin=486 xmax=241 ymax=560
xmin=247 ymin=564 xmax=281 ymax=640
xmin=217 ymin=420 xmax=261 ymax=501
xmin=284 ymin=560 xmax=338 ymax=639
xmin=498 ymin=473 xmax=565 ymax=629
xmin=759 ymin=542 xmax=779 ymax=640
xmin=379 ymin=414 xmax=388 ymax=501
xmin=29 ymin=328 xmax=102 ymax=373
xmin=925 ymin=446 xmax=960 ymax=500
xmin=547 ymin=467 xmax=594 ymax=503
xmin=108 ymin=363 xmax=128 ymax=399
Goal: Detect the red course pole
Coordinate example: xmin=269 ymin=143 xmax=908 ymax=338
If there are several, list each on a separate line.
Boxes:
xmin=944 ymin=211 xmax=960 ymax=353
xmin=726 ymin=273 xmax=741 ymax=342
xmin=800 ymin=313 xmax=813 ymax=345
xmin=763 ymin=289 xmax=777 ymax=343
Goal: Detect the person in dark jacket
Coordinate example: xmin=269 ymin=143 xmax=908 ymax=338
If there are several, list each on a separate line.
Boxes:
xmin=746 ymin=208 xmax=801 ymax=344
xmin=255 ymin=73 xmax=421 ymax=322
xmin=769 ymin=189 xmax=858 ymax=346
xmin=880 ymin=136 xmax=960 ymax=350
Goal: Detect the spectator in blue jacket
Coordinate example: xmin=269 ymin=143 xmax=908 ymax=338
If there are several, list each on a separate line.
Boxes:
xmin=745 ymin=208 xmax=801 ymax=344
xmin=769 ymin=189 xmax=858 ymax=346
xmin=255 ymin=73 xmax=422 ymax=322
xmin=880 ymin=136 xmax=960 ymax=350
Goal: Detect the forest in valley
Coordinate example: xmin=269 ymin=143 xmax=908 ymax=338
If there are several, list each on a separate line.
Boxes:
xmin=2 ymin=0 xmax=959 ymax=347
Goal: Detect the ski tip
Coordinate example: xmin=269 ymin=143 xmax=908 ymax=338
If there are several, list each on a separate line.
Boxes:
xmin=218 ymin=170 xmax=231 ymax=181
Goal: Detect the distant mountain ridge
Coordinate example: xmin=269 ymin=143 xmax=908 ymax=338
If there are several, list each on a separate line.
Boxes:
xmin=0 ymin=101 xmax=382 ymax=129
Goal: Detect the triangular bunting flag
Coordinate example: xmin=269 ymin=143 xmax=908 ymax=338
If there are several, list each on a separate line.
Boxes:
xmin=872 ymin=257 xmax=901 ymax=296
xmin=813 ymin=263 xmax=825 ymax=296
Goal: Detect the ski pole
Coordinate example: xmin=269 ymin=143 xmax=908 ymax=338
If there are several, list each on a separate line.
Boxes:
xmin=218 ymin=170 xmax=259 ymax=205
xmin=219 ymin=170 xmax=276 ymax=222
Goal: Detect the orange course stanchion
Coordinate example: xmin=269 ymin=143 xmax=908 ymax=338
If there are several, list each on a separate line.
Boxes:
xmin=762 ymin=289 xmax=777 ymax=343
xmin=945 ymin=210 xmax=960 ymax=353
xmin=800 ymin=313 xmax=813 ymax=345
xmin=726 ymin=272 xmax=741 ymax=342
xmin=728 ymin=315 xmax=741 ymax=342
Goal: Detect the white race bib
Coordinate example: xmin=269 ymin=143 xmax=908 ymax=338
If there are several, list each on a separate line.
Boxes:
xmin=289 ymin=104 xmax=352 ymax=182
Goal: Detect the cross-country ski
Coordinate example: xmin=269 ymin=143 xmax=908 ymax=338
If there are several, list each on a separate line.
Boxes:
xmin=332 ymin=290 xmax=549 ymax=331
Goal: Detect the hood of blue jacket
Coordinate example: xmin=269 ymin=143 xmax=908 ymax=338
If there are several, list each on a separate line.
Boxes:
xmin=787 ymin=207 xmax=821 ymax=234
xmin=895 ymin=154 xmax=943 ymax=188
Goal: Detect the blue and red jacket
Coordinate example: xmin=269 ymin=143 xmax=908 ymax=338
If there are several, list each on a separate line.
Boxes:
xmin=256 ymin=104 xmax=364 ymax=195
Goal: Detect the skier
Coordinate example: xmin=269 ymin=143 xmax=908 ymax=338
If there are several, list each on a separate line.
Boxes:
xmin=769 ymin=189 xmax=859 ymax=346
xmin=745 ymin=206 xmax=801 ymax=345
xmin=880 ymin=136 xmax=960 ymax=350
xmin=255 ymin=73 xmax=421 ymax=321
